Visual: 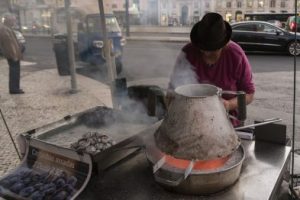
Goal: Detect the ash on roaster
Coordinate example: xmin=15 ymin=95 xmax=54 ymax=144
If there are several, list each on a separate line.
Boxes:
xmin=145 ymin=84 xmax=246 ymax=195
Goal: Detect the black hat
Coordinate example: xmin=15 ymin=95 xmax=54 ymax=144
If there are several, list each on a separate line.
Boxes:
xmin=190 ymin=13 xmax=232 ymax=51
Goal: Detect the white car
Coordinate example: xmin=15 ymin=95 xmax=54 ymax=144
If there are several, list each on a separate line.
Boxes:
xmin=0 ymin=30 xmax=26 ymax=55
xmin=14 ymin=30 xmax=26 ymax=53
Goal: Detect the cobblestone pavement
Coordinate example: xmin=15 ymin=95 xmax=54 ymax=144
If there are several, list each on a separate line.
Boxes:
xmin=0 ymin=59 xmax=112 ymax=176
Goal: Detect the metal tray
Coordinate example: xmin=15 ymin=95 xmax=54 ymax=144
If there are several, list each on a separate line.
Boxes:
xmin=21 ymin=106 xmax=158 ymax=172
xmin=0 ymin=139 xmax=93 ymax=200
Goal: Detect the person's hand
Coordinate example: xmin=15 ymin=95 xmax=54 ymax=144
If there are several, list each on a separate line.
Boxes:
xmin=222 ymin=99 xmax=230 ymax=111
xmin=166 ymin=91 xmax=175 ymax=107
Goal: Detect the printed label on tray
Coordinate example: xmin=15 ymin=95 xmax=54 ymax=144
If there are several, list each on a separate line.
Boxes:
xmin=0 ymin=139 xmax=92 ymax=200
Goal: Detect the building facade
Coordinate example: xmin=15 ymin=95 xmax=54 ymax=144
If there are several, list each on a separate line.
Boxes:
xmin=2 ymin=0 xmax=300 ymax=30
xmin=6 ymin=0 xmax=56 ymax=31
xmin=158 ymin=0 xmax=197 ymax=26
xmin=0 ymin=1 xmax=11 ymax=20
xmin=155 ymin=0 xmax=297 ymax=24
xmin=156 ymin=0 xmax=296 ymax=24
xmin=215 ymin=0 xmax=295 ymax=22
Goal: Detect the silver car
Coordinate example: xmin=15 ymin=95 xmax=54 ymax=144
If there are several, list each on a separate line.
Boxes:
xmin=14 ymin=30 xmax=26 ymax=53
xmin=0 ymin=30 xmax=26 ymax=56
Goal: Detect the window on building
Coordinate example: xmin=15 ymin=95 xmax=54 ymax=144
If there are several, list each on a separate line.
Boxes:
xmin=247 ymin=0 xmax=253 ymax=8
xmin=217 ymin=1 xmax=222 ymax=8
xmin=258 ymin=0 xmax=264 ymax=8
xmin=112 ymin=4 xmax=117 ymax=9
xmin=280 ymin=1 xmax=285 ymax=8
xmin=297 ymin=1 xmax=300 ymax=9
xmin=226 ymin=2 xmax=232 ymax=8
xmin=37 ymin=0 xmax=45 ymax=4
xmin=162 ymin=1 xmax=167 ymax=9
xmin=225 ymin=12 xmax=233 ymax=21
xmin=270 ymin=0 xmax=276 ymax=7
xmin=173 ymin=3 xmax=176 ymax=9
xmin=205 ymin=2 xmax=210 ymax=8
xmin=237 ymin=1 xmax=242 ymax=8
xmin=56 ymin=0 xmax=64 ymax=7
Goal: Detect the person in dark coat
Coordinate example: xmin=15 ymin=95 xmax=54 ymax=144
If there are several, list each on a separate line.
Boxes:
xmin=0 ymin=14 xmax=24 ymax=94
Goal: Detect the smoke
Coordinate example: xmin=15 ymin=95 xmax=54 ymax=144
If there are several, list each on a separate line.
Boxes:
xmin=70 ymin=0 xmax=100 ymax=15
xmin=117 ymin=96 xmax=160 ymax=124
xmin=77 ymin=84 xmax=165 ymax=131
xmin=168 ymin=52 xmax=198 ymax=90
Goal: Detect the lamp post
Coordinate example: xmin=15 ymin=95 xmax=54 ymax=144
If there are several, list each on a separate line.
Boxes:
xmin=65 ymin=0 xmax=78 ymax=93
xmin=125 ymin=0 xmax=130 ymax=37
xmin=97 ymin=0 xmax=118 ymax=108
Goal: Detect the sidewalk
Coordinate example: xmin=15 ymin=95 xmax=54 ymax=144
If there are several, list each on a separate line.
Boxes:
xmin=24 ymin=33 xmax=190 ymax=42
xmin=0 ymin=59 xmax=113 ymax=176
xmin=128 ymin=25 xmax=191 ymax=34
xmin=23 ymin=25 xmax=190 ymax=42
xmin=126 ymin=35 xmax=189 ymax=42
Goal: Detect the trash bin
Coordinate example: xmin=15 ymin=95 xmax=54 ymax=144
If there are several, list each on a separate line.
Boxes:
xmin=53 ymin=34 xmax=70 ymax=76
xmin=127 ymin=85 xmax=167 ymax=120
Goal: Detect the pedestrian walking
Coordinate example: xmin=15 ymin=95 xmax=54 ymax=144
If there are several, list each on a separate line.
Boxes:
xmin=0 ymin=14 xmax=24 ymax=94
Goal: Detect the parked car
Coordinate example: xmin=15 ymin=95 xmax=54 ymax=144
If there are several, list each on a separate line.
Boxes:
xmin=231 ymin=21 xmax=300 ymax=56
xmin=14 ymin=30 xmax=26 ymax=53
xmin=0 ymin=30 xmax=26 ymax=56
xmin=285 ymin=16 xmax=300 ymax=32
xmin=77 ymin=13 xmax=126 ymax=74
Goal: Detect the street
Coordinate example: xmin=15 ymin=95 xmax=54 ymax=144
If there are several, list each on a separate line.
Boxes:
xmin=123 ymin=40 xmax=300 ymax=80
xmin=23 ymin=37 xmax=299 ymax=81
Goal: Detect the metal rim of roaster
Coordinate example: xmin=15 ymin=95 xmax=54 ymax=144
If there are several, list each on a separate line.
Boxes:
xmin=143 ymin=131 xmax=245 ymax=195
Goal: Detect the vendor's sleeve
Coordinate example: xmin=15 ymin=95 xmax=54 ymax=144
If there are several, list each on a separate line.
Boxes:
xmin=169 ymin=52 xmax=198 ymax=90
xmin=237 ymin=53 xmax=255 ymax=94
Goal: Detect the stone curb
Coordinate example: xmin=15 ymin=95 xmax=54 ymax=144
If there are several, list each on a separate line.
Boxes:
xmin=23 ymin=33 xmax=189 ymax=42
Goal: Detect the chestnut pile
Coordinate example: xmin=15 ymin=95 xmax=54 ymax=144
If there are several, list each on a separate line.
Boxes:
xmin=70 ymin=131 xmax=116 ymax=155
xmin=0 ymin=168 xmax=77 ymax=200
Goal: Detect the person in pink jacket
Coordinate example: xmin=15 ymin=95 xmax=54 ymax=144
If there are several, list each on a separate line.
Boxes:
xmin=168 ymin=13 xmax=255 ymax=126
xmin=0 ymin=14 xmax=24 ymax=94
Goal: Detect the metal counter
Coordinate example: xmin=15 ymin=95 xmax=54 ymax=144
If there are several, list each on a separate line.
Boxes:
xmin=79 ymin=125 xmax=291 ymax=200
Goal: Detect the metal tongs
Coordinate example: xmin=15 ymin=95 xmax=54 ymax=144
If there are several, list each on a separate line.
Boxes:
xmin=222 ymin=90 xmax=283 ymax=130
xmin=235 ymin=117 xmax=282 ymax=131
